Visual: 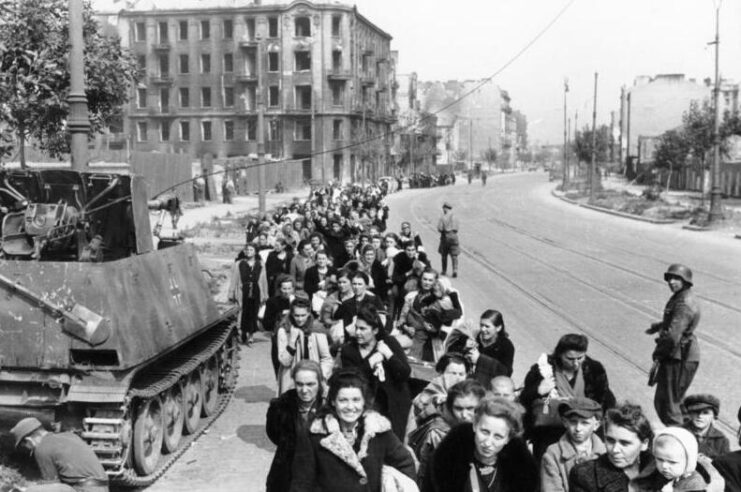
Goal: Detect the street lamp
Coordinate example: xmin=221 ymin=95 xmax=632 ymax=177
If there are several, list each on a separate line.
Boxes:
xmin=708 ymin=0 xmax=724 ymax=222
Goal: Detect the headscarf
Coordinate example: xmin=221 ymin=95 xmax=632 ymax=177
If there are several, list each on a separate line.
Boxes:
xmin=653 ymin=427 xmax=698 ymax=477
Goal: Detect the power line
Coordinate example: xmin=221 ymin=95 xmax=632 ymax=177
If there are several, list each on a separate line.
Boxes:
xmin=154 ymin=0 xmax=577 ymax=197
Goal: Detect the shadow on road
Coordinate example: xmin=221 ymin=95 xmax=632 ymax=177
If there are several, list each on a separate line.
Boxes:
xmin=234 ymin=384 xmax=275 ymax=403
xmin=237 ymin=424 xmax=275 ymax=451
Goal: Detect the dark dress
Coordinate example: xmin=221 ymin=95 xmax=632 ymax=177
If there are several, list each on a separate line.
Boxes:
xmin=265 ymin=250 xmax=292 ymax=296
xmin=265 ymin=389 xmax=321 ymax=492
xmin=714 ymin=450 xmax=741 ymax=492
xmin=340 ymin=335 xmax=412 ymax=440
xmin=477 ymin=334 xmax=515 ymax=377
xmin=303 ymin=265 xmax=337 ymax=300
xmin=236 ymin=259 xmax=263 ymax=338
xmin=431 ymin=424 xmax=538 ymax=492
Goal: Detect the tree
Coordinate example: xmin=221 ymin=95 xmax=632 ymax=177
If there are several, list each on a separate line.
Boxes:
xmin=653 ymin=128 xmax=690 ymax=171
xmin=572 ymin=124 xmax=611 ymax=165
xmin=0 ymin=0 xmax=139 ymax=165
xmin=481 ymin=147 xmax=497 ymax=170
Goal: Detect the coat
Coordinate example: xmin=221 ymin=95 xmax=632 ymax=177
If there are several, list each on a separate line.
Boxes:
xmin=651 ymin=287 xmax=701 ymax=362
xmin=472 ymin=354 xmax=509 ymax=390
xmin=713 ymin=450 xmax=741 ymax=492
xmin=520 ymin=355 xmax=616 ymax=435
xmin=541 ymin=432 xmax=606 ymax=492
xmin=683 ymin=423 xmax=731 ymax=460
xmin=290 ymin=411 xmax=416 ymax=492
xmin=476 ymin=334 xmax=515 ymax=377
xmin=227 ymin=258 xmax=269 ymax=324
xmin=569 ymin=452 xmax=655 ymax=492
xmin=340 ymin=336 xmax=412 ymax=440
xmin=276 ymin=314 xmax=333 ymax=395
xmin=265 ymin=389 xmax=322 ymax=492
xmin=430 ymin=423 xmax=539 ymax=492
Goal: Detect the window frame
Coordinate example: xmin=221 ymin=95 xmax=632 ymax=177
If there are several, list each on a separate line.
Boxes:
xmin=180 ymin=120 xmax=190 ymax=141
xmin=201 ymin=87 xmax=212 ymax=107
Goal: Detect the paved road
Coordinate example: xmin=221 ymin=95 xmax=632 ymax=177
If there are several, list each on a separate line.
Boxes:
xmin=147 ymin=172 xmax=741 ymax=491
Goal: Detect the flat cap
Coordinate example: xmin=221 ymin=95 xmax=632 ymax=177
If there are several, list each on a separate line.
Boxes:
xmin=10 ymin=417 xmax=42 ymax=448
xmin=558 ymin=397 xmax=603 ymax=419
xmin=442 ymin=202 xmax=453 ymax=209
xmin=683 ymin=394 xmax=720 ymax=416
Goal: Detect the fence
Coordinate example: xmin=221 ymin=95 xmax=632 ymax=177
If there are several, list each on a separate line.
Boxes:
xmin=659 ymin=162 xmax=741 ymax=198
xmin=215 ymin=157 xmax=304 ymax=195
xmin=129 ymin=151 xmax=195 ymax=201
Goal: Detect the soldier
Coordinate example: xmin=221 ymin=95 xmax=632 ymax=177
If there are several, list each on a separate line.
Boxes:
xmin=436 ymin=202 xmax=460 ymax=278
xmin=10 ymin=417 xmax=109 ymax=492
xmin=646 ymin=263 xmax=701 ymax=426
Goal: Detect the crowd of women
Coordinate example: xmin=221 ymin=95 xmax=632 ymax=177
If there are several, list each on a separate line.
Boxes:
xmin=227 ymin=179 xmax=741 ymax=492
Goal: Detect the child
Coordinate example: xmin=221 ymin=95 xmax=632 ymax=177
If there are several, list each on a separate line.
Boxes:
xmin=683 ymin=394 xmax=730 ymax=459
xmin=650 ymin=427 xmax=725 ymax=492
xmin=541 ymin=397 xmax=606 ymax=492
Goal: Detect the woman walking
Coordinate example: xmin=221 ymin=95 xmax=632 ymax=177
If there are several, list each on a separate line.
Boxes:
xmin=228 ymin=243 xmax=268 ymax=345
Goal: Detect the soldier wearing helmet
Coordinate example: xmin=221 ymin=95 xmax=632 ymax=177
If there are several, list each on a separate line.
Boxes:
xmin=646 ymin=263 xmax=700 ymax=426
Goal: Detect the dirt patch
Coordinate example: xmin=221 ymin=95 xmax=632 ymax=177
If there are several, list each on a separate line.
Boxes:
xmin=566 ymin=189 xmax=696 ymax=221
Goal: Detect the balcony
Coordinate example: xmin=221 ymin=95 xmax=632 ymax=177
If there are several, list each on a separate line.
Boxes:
xmin=235 ymin=73 xmax=258 ymax=83
xmin=152 ymin=42 xmax=171 ymax=51
xmin=149 ymin=75 xmax=173 ymax=85
xmin=360 ymin=75 xmax=376 ymax=86
xmin=239 ymin=38 xmax=259 ymax=49
xmin=327 ymin=69 xmax=352 ymax=81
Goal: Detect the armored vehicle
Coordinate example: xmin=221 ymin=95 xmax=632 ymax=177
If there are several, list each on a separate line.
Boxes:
xmin=0 ymin=168 xmax=240 ymax=486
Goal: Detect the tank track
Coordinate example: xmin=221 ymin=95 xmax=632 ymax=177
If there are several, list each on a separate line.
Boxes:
xmin=82 ymin=319 xmax=240 ymax=488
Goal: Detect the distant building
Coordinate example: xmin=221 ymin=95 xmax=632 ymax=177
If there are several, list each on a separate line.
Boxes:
xmin=619 ymin=74 xmax=710 ymax=170
xmin=102 ymin=0 xmax=397 ymax=183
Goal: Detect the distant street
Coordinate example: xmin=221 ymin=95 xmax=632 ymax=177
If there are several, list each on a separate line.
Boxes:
xmin=147 ymin=172 xmax=741 ymax=491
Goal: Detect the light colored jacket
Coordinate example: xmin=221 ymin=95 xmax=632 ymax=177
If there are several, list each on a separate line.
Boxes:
xmin=541 ymin=432 xmax=606 ymax=492
xmin=276 ymin=315 xmax=333 ymax=395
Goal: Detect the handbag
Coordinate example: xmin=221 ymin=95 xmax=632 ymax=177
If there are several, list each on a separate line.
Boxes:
xmin=648 ymin=360 xmax=660 ymax=387
xmin=531 ymin=396 xmax=568 ymax=428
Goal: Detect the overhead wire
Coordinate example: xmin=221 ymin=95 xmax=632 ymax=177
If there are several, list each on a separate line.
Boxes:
xmin=148 ymin=0 xmax=577 ymax=198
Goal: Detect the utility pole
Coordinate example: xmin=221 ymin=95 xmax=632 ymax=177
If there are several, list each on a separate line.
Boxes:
xmin=257 ymin=35 xmax=266 ymax=214
xmin=68 ymin=0 xmax=90 ymax=170
xmin=709 ymin=2 xmax=724 ymax=222
xmin=562 ymin=79 xmax=569 ymax=188
xmin=590 ymin=72 xmax=599 ymax=202
xmin=469 ymin=119 xmax=473 ymax=172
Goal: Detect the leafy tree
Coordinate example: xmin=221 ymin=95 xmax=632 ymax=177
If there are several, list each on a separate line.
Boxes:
xmin=681 ymin=101 xmax=714 ymax=172
xmin=481 ymin=147 xmax=497 ymax=169
xmin=572 ymin=124 xmax=611 ymax=164
xmin=653 ymin=128 xmax=690 ymax=171
xmin=0 ymin=0 xmax=139 ymax=165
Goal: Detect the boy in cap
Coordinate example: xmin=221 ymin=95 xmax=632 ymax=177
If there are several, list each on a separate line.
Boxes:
xmin=541 ymin=397 xmax=606 ymax=492
xmin=683 ymin=393 xmax=730 ymax=459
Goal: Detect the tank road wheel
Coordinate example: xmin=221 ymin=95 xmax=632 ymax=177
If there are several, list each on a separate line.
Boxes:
xmin=161 ymin=385 xmax=184 ymax=453
xmin=201 ymin=357 xmax=220 ymax=417
xmin=182 ymin=373 xmax=203 ymax=434
xmin=132 ymin=397 xmax=164 ymax=476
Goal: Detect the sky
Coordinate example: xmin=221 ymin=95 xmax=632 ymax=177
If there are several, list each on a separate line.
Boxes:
xmin=349 ymin=0 xmax=741 ymax=144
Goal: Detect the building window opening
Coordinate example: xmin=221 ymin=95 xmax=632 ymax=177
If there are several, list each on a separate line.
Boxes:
xmin=295 ymin=85 xmax=312 ymax=110
xmin=179 ymin=20 xmax=188 ymax=40
xmin=137 ymin=122 xmax=148 ymax=142
xmin=244 ymin=87 xmax=256 ymax=110
xmin=158 ymin=22 xmax=168 ymax=42
xmin=332 ymin=50 xmax=341 ymax=71
xmin=295 ymin=17 xmax=311 ymax=37
xmin=268 ymin=52 xmax=279 ymax=72
xmin=331 ymin=15 xmax=341 ymax=36
xmin=223 ymin=19 xmax=233 ymax=39
xmin=294 ymin=51 xmax=311 ymax=71
xmin=135 ymin=22 xmax=145 ymax=42
xmin=179 ymin=54 xmax=188 ymax=73
xmin=224 ymin=87 xmax=234 ymax=107
xmin=160 ymin=122 xmax=170 ymax=141
xmin=224 ymin=120 xmax=234 ymax=141
xmin=268 ymin=17 xmax=278 ymax=37
xmin=137 ymin=55 xmax=146 ymax=72
xmin=137 ymin=88 xmax=147 ymax=109
xmin=201 ymin=54 xmax=211 ymax=73
xmin=158 ymin=54 xmax=169 ymax=76
xmin=331 ymin=82 xmax=344 ymax=106
xmin=180 ymin=121 xmax=190 ymax=141
xmin=223 ymin=53 xmax=233 ymax=72
xmin=333 ymin=119 xmax=343 ymax=140
xmin=246 ymin=119 xmax=257 ymax=140
xmin=160 ymin=88 xmax=169 ymax=110
xmin=202 ymin=121 xmax=212 ymax=141
xmin=245 ymin=18 xmax=256 ymax=40
xmin=201 ymin=20 xmax=210 ymax=39
xmin=201 ymin=87 xmax=212 ymax=107
xmin=269 ymin=86 xmax=280 ymax=107
xmin=179 ymin=87 xmax=189 ymax=107
xmin=295 ymin=120 xmax=311 ymax=141
xmin=245 ymin=51 xmax=256 ymax=75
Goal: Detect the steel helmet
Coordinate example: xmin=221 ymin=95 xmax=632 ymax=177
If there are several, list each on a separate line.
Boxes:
xmin=664 ymin=264 xmax=693 ymax=286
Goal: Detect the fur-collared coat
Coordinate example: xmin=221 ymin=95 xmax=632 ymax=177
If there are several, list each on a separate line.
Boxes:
xmin=430 ymin=423 xmax=539 ymax=492
xmin=289 ymin=411 xmax=416 ymax=492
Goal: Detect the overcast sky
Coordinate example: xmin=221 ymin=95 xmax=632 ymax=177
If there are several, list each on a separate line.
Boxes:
xmin=351 ymin=0 xmax=741 ymax=144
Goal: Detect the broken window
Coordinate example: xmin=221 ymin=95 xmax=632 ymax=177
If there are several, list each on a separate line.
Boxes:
xmin=295 ymin=85 xmax=312 ymax=110
xmin=295 ymin=51 xmax=311 ymax=71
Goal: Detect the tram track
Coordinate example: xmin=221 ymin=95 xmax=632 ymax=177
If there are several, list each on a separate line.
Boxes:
xmin=408 ymin=199 xmax=740 ymax=436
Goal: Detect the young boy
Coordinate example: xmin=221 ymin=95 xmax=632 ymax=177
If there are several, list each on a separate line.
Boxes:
xmin=683 ymin=394 xmax=730 ymax=459
xmin=650 ymin=427 xmax=725 ymax=491
xmin=541 ymin=397 xmax=606 ymax=492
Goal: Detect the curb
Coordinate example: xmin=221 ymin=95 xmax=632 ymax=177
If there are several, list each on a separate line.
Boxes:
xmin=682 ymin=225 xmax=711 ymax=232
xmin=551 ymin=190 xmax=678 ymax=224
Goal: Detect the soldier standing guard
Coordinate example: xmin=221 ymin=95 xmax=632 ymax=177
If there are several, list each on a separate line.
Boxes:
xmin=646 ymin=263 xmax=700 ymax=426
xmin=436 ymin=202 xmax=460 ymax=278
